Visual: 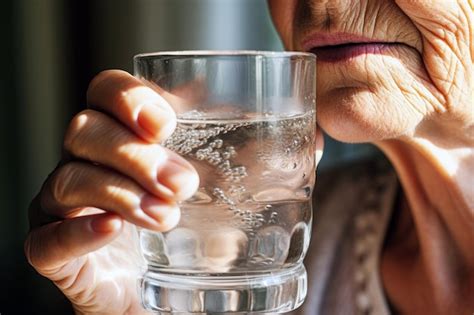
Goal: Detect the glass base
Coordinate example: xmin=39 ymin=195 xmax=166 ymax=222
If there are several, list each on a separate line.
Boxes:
xmin=140 ymin=264 xmax=307 ymax=314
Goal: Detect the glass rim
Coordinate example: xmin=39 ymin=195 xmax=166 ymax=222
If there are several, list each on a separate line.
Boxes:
xmin=134 ymin=50 xmax=316 ymax=60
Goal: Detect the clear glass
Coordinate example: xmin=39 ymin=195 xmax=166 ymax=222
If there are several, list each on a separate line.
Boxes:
xmin=134 ymin=50 xmax=316 ymax=314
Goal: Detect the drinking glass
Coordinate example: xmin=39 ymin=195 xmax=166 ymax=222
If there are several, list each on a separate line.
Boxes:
xmin=134 ymin=51 xmax=316 ymax=313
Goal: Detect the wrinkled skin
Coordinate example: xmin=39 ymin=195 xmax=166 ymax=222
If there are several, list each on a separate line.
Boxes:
xmin=25 ymin=1 xmax=473 ymax=314
xmin=270 ymin=0 xmax=472 ymax=143
xmin=269 ymin=0 xmax=473 ymax=314
xmin=25 ymin=72 xmax=200 ymax=315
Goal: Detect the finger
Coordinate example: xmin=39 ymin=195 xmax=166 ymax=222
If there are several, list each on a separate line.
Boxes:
xmin=40 ymin=161 xmax=181 ymax=231
xmin=87 ymin=70 xmax=176 ymax=143
xmin=25 ymin=213 xmax=122 ymax=272
xmin=64 ymin=109 xmax=199 ymax=201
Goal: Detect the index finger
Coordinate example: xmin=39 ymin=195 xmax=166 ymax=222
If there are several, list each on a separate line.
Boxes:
xmin=86 ymin=70 xmax=177 ymax=143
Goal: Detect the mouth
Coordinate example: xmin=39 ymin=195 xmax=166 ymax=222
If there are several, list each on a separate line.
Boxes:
xmin=303 ymin=32 xmax=400 ymax=63
xmin=310 ymin=42 xmax=398 ymax=63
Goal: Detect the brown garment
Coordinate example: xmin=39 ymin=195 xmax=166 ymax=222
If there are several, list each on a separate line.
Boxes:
xmin=290 ymin=157 xmax=398 ymax=315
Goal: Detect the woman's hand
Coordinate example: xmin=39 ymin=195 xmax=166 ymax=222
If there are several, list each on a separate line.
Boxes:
xmin=24 ymin=70 xmax=199 ymax=315
xmin=24 ymin=68 xmax=325 ymax=315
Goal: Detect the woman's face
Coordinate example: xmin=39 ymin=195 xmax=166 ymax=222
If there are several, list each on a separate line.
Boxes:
xmin=268 ymin=0 xmax=472 ymax=143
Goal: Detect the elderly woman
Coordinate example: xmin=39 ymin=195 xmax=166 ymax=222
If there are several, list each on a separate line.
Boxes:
xmin=24 ymin=1 xmax=473 ymax=314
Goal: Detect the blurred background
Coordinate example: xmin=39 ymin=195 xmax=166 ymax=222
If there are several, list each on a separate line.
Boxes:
xmin=0 ymin=0 xmax=375 ymax=313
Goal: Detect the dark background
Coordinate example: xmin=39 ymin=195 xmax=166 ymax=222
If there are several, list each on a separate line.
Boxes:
xmin=0 ymin=1 xmax=375 ymax=313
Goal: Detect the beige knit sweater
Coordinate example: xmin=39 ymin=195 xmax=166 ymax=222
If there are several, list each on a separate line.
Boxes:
xmin=290 ymin=156 xmax=398 ymax=315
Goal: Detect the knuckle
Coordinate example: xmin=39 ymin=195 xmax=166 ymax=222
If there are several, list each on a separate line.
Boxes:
xmin=24 ymin=231 xmax=45 ymax=270
xmin=105 ymin=174 xmax=134 ymax=201
xmin=63 ymin=109 xmax=101 ymax=154
xmin=89 ymin=165 xmax=144 ymax=209
xmin=48 ymin=163 xmax=81 ymax=207
xmin=127 ymin=145 xmax=169 ymax=183
xmin=121 ymin=143 xmax=146 ymax=162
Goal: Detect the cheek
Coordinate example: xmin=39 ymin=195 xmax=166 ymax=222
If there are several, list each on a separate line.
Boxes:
xmin=316 ymin=46 xmax=436 ymax=143
xmin=317 ymin=89 xmax=415 ymax=142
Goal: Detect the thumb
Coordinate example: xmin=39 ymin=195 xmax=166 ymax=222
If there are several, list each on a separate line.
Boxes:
xmin=25 ymin=213 xmax=123 ymax=275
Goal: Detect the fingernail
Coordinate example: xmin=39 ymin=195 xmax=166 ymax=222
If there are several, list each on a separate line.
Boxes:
xmin=91 ymin=214 xmax=122 ymax=233
xmin=141 ymin=195 xmax=180 ymax=229
xmin=137 ymin=103 xmax=176 ymax=141
xmin=157 ymin=159 xmax=200 ymax=200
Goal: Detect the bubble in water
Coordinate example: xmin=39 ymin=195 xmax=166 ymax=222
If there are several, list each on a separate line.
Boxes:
xmin=269 ymin=211 xmax=278 ymax=224
xmin=229 ymin=185 xmax=245 ymax=196
xmin=224 ymin=146 xmax=236 ymax=158
xmin=218 ymin=160 xmax=231 ymax=170
xmin=157 ymin=113 xmax=315 ymax=271
xmin=210 ymin=139 xmax=223 ymax=148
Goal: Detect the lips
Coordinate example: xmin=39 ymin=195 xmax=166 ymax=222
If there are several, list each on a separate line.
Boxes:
xmin=310 ymin=42 xmax=394 ymax=63
xmin=302 ymin=32 xmax=399 ymax=63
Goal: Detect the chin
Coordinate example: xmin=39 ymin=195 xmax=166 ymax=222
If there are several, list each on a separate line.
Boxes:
xmin=317 ymin=86 xmax=416 ymax=143
xmin=315 ymin=49 xmax=428 ymax=143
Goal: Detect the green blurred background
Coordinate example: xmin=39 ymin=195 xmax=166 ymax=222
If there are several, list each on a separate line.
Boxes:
xmin=0 ymin=0 xmax=375 ymax=313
